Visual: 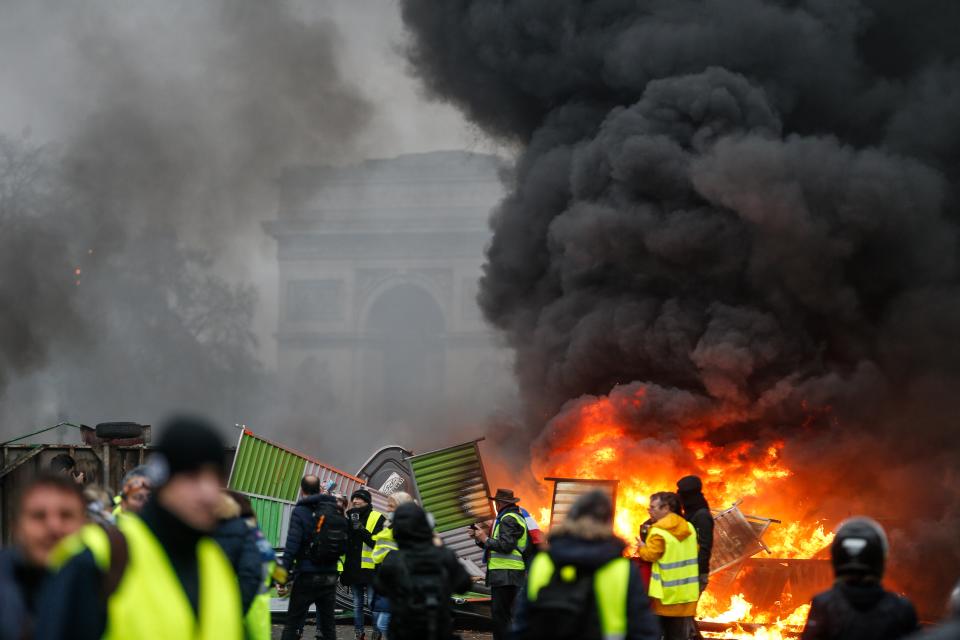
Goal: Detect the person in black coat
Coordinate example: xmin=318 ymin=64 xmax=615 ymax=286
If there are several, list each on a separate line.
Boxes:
xmin=344 ymin=489 xmax=386 ymax=639
xmin=802 ymin=518 xmax=918 ymax=640
xmin=513 ymin=490 xmax=661 ymax=640
xmin=374 ymin=503 xmax=472 ymax=640
xmin=279 ymin=475 xmax=343 ymax=640
xmin=677 ymin=475 xmax=714 ymax=591
xmin=212 ymin=491 xmax=263 ymax=613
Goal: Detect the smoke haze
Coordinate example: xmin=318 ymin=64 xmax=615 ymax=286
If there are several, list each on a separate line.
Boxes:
xmin=400 ymin=0 xmax=960 ymax=614
xmin=0 ymin=1 xmax=468 ymax=440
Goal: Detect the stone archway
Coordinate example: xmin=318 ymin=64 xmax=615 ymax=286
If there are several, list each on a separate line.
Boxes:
xmin=361 ymin=283 xmax=446 ymax=433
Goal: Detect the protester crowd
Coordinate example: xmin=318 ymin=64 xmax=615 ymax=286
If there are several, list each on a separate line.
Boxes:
xmin=0 ymin=415 xmax=957 ymax=640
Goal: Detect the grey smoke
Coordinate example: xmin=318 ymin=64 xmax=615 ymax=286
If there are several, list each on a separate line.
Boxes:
xmin=401 ymin=0 xmax=960 ymax=614
xmin=0 ymin=0 xmax=370 ymax=430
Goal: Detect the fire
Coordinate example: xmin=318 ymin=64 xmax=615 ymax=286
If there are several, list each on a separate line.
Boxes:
xmin=526 ymin=390 xmax=836 ymax=637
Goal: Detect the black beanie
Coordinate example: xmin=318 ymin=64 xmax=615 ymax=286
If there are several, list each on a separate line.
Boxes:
xmin=154 ymin=415 xmax=226 ymax=479
xmin=677 ymin=475 xmax=703 ymax=494
xmin=351 ymin=489 xmax=372 ymax=505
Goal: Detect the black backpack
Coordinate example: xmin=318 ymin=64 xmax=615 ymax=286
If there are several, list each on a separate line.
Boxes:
xmin=306 ymin=502 xmax=349 ymax=564
xmin=525 ymin=561 xmax=601 ymax=640
xmin=394 ymin=548 xmax=451 ymax=640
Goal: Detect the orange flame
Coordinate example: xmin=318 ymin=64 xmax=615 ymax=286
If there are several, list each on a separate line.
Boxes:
xmin=523 ymin=390 xmax=834 ymax=636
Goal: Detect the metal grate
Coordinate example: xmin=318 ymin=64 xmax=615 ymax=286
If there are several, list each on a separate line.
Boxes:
xmin=709 ymin=503 xmax=774 ymax=574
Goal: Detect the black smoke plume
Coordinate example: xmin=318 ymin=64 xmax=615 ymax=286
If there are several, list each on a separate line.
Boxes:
xmin=0 ymin=1 xmax=370 ymax=432
xmin=401 ymin=0 xmax=960 ymax=615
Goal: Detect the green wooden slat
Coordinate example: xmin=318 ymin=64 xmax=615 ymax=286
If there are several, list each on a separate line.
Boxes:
xmin=409 ymin=441 xmax=493 ymax=533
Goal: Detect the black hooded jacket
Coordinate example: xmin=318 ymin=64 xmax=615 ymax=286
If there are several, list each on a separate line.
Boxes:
xmin=801 ymin=580 xmax=919 ymax=640
xmin=513 ymin=517 xmax=660 ymax=640
xmin=679 ymin=491 xmax=714 ymax=577
xmin=374 ymin=504 xmax=471 ymax=640
xmin=213 ymin=516 xmax=263 ymax=611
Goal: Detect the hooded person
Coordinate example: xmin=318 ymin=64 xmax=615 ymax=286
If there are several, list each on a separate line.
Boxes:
xmin=38 ymin=415 xmax=243 ymax=640
xmin=677 ymin=475 xmax=713 ymax=591
xmin=636 ymin=492 xmax=700 ymax=640
xmin=373 ymin=503 xmax=472 ymax=640
xmin=343 ymin=488 xmax=386 ymax=640
xmin=514 ymin=490 xmax=660 ymax=640
xmin=212 ymin=491 xmax=265 ymax=637
xmin=802 ymin=517 xmax=918 ymax=640
xmin=370 ymin=491 xmax=417 ymax=640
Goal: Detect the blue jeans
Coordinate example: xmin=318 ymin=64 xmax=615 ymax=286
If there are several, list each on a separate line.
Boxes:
xmin=351 ymin=584 xmax=372 ymax=631
xmin=375 ymin=611 xmax=390 ymax=634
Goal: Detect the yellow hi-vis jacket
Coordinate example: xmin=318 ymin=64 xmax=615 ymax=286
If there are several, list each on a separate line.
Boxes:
xmin=487 ymin=511 xmax=529 ymax=571
xmin=647 ymin=518 xmax=699 ymax=609
xmin=244 ymin=559 xmax=274 ymax=640
xmin=372 ymin=525 xmax=398 ymax=565
xmin=360 ymin=510 xmax=385 ymax=570
xmin=526 ymin=552 xmax=631 ymax=640
xmin=51 ymin=515 xmax=243 ymax=640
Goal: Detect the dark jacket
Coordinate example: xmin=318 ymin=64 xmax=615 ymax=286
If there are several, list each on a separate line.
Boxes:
xmin=282 ymin=493 xmax=340 ymax=575
xmin=513 ymin=517 xmax=660 ymax=640
xmin=801 ymin=580 xmax=919 ymax=640
xmin=36 ymin=498 xmax=213 ymax=640
xmin=680 ymin=493 xmax=713 ymax=578
xmin=479 ymin=504 xmax=528 ymax=587
xmin=342 ymin=503 xmax=385 ymax=586
xmin=374 ymin=504 xmax=472 ymax=640
xmin=213 ymin=516 xmax=263 ymax=611
xmin=0 ymin=548 xmax=49 ymax=640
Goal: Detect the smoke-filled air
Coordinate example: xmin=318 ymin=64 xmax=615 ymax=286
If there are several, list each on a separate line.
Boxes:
xmin=0 ymin=0 xmax=375 ymax=430
xmin=400 ymin=0 xmax=960 ymax=618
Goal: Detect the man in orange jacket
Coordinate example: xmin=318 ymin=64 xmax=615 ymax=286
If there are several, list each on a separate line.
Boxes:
xmin=636 ymin=491 xmax=700 ymax=640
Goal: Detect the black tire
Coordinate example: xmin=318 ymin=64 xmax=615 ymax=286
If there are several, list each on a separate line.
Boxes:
xmin=95 ymin=422 xmax=144 ymax=439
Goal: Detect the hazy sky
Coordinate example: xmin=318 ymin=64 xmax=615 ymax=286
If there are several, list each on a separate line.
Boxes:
xmin=0 ymin=1 xmax=503 ymax=369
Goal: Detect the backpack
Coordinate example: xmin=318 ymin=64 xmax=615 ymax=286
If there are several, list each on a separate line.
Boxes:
xmin=394 ymin=548 xmax=450 ymax=640
xmin=306 ymin=502 xmax=350 ymax=564
xmin=525 ymin=562 xmax=601 ymax=640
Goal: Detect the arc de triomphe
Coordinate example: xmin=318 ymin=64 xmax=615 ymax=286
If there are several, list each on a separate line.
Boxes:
xmin=265 ymin=151 xmax=514 ymax=451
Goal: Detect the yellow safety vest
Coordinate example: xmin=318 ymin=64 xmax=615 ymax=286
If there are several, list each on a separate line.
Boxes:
xmin=244 ymin=559 xmax=274 ymax=640
xmin=360 ymin=511 xmax=385 ymax=570
xmin=526 ymin=552 xmax=630 ymax=640
xmin=371 ymin=525 xmax=398 ymax=565
xmin=647 ymin=521 xmax=700 ymax=606
xmin=51 ymin=516 xmax=243 ymax=640
xmin=487 ymin=511 xmax=529 ymax=571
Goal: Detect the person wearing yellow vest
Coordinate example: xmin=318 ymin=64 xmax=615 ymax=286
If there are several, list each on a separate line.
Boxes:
xmin=469 ymin=488 xmax=529 ymax=640
xmin=36 ymin=415 xmax=243 ymax=640
xmin=344 ymin=489 xmax=386 ymax=640
xmin=370 ymin=491 xmax=416 ymax=640
xmin=636 ymin=491 xmax=700 ymax=640
xmin=515 ymin=490 xmax=660 ymax=640
xmin=112 ymin=466 xmax=151 ymax=518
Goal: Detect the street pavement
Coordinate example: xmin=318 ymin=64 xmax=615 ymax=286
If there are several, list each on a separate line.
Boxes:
xmin=270 ymin=625 xmax=492 ymax=639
